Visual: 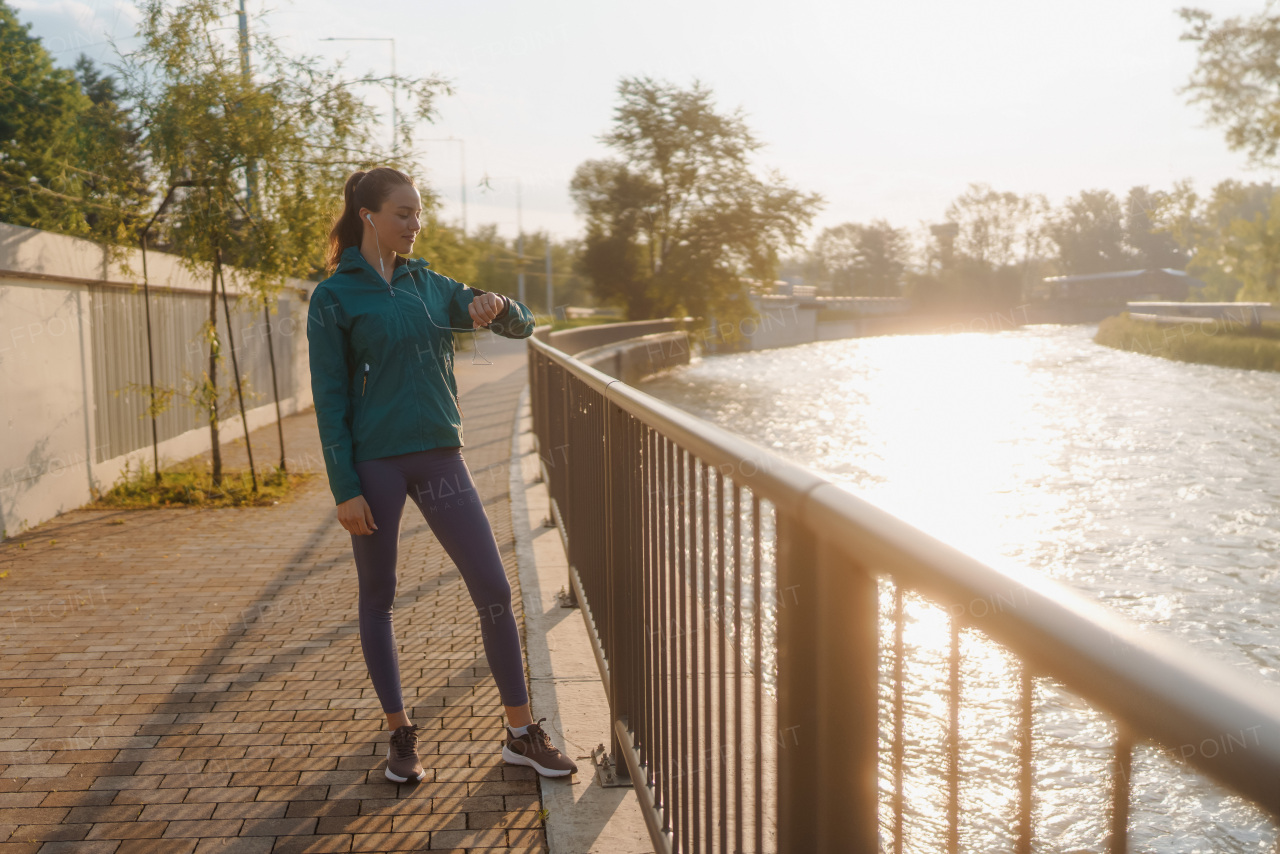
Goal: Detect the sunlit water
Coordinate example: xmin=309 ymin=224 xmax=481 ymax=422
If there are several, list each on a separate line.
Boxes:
xmin=637 ymin=323 xmax=1280 ymax=852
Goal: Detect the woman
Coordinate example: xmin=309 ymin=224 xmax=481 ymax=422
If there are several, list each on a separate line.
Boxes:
xmin=306 ymin=166 xmax=577 ymax=783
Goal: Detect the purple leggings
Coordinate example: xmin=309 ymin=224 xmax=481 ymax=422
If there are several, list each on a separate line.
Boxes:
xmin=350 ymin=446 xmax=529 ymax=713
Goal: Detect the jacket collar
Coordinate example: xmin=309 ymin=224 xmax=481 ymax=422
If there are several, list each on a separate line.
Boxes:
xmin=336 ymin=245 xmax=432 ymax=284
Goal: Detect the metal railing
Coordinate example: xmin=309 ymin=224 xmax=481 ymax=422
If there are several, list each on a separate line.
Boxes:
xmin=527 ymin=329 xmax=1280 ymax=854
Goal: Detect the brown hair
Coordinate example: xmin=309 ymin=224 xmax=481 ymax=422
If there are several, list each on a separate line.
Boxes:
xmin=326 ymin=167 xmax=416 ymax=271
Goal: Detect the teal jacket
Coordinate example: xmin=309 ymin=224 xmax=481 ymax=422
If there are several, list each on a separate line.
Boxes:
xmin=307 ymin=245 xmax=535 ymax=505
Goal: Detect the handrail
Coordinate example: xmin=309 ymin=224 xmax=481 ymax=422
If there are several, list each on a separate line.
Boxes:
xmin=804 ymin=483 xmax=1280 ymax=806
xmin=528 ymin=328 xmax=1280 ymax=852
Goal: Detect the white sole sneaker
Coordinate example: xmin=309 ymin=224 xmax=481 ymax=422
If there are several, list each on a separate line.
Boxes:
xmin=502 ymin=743 xmax=574 ymax=778
xmin=385 ymin=743 xmax=425 ymax=783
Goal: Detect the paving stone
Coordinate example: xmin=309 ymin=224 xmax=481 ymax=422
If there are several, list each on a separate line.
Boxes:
xmin=267 ymin=835 xmax=351 ymax=853
xmin=0 ymin=345 xmax=544 ymax=852
xmin=31 ymin=842 xmax=120 ymax=854
xmin=192 ymin=838 xmax=274 ymax=854
xmin=139 ymin=802 xmax=216 ymax=822
xmin=83 ymin=821 xmax=169 ymax=839
xmin=6 ymin=823 xmax=91 ymax=842
xmin=116 ymin=841 xmax=196 ymax=854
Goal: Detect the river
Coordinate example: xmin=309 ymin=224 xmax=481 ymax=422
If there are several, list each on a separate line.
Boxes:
xmin=636 ymin=323 xmax=1280 ymax=853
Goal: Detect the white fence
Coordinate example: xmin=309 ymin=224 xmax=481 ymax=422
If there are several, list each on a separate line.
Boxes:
xmin=0 ymin=222 xmax=316 ymax=538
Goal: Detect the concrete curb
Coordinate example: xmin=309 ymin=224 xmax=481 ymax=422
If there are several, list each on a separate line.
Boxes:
xmin=509 ymin=382 xmax=655 ymax=854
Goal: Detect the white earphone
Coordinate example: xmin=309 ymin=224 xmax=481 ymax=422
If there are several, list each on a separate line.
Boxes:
xmin=363 ymin=209 xmax=494 ymax=364
xmin=365 ymin=213 xmax=385 ymax=276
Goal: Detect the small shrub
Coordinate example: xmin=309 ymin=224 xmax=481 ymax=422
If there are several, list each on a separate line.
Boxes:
xmin=92 ymin=458 xmax=311 ymax=509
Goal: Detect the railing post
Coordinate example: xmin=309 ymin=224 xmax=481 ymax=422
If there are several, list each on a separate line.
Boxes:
xmin=604 ymin=399 xmax=634 ymax=771
xmin=776 ymin=510 xmax=880 ymax=853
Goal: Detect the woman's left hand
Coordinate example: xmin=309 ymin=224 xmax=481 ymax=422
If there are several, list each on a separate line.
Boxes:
xmin=468 ymin=292 xmax=507 ymax=328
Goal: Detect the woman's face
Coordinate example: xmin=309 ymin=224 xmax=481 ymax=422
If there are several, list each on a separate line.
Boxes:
xmin=362 ymin=183 xmax=422 ymax=255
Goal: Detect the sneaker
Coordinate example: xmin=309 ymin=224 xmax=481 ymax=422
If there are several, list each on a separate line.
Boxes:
xmin=385 ymin=723 xmax=426 ymax=783
xmin=502 ymin=717 xmax=578 ymax=778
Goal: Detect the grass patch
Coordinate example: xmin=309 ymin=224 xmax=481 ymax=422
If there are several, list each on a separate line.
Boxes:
xmin=1095 ymin=312 xmax=1280 ymax=372
xmin=91 ymin=458 xmax=313 ymax=509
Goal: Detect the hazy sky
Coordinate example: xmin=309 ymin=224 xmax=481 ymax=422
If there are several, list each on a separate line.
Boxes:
xmin=13 ymin=0 xmax=1274 ymax=246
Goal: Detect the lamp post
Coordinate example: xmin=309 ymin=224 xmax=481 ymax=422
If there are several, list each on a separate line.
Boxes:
xmin=422 ymin=137 xmax=467 ymax=237
xmin=479 ymin=174 xmax=524 ymax=303
xmin=321 ymin=37 xmax=397 ymax=154
xmin=236 ymin=0 xmax=256 ymax=211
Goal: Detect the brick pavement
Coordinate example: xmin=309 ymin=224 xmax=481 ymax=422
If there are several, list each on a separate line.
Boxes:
xmin=0 ymin=334 xmax=548 ymax=853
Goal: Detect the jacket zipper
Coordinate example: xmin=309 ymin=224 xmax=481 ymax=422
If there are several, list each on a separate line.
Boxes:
xmin=362 ymin=363 xmax=370 ymax=396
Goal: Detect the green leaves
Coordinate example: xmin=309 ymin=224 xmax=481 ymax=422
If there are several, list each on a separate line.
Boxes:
xmin=572 ymin=76 xmax=822 ymax=322
xmin=1178 ymin=6 xmax=1280 ymax=171
xmin=813 ymin=221 xmax=911 ymax=297
xmin=116 ymin=0 xmax=451 ymax=287
xmin=0 ymin=3 xmax=147 ymax=246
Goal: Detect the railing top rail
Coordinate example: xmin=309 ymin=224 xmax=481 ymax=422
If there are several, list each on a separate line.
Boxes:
xmin=806 ymin=483 xmax=1280 ymax=814
xmin=529 ymin=333 xmax=1280 ymax=817
xmin=537 ymin=317 xmax=695 ymax=356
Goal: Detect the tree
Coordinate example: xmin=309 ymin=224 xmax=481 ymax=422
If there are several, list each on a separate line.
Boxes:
xmin=902 ymin=186 xmax=1049 ymax=311
xmin=0 ymin=3 xmax=146 ymax=243
xmin=944 ymin=183 xmax=1048 ymax=271
xmin=412 ymin=208 xmax=479 ymax=285
xmin=1178 ymin=6 xmax=1280 ymax=171
xmin=1123 ymin=186 xmax=1187 ymax=271
xmin=462 ymin=226 xmax=593 ymax=317
xmin=1046 ymin=189 xmax=1131 ymax=275
xmin=811 ymin=220 xmax=909 ymax=296
xmin=570 ymin=77 xmax=822 ymax=323
xmin=1153 ymin=179 xmax=1280 ymax=301
xmin=115 ymin=0 xmax=450 ymax=487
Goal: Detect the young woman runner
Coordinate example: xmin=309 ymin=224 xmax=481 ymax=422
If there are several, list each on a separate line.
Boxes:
xmin=307 ymin=166 xmax=577 ymax=783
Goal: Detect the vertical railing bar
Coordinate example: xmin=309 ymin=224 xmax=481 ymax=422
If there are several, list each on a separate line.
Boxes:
xmin=1109 ymin=729 xmax=1133 ymax=854
xmin=632 ymin=415 xmax=645 ymax=793
xmin=893 ymin=585 xmax=905 ymax=854
xmin=947 ymin=618 xmax=960 ymax=854
xmin=636 ymin=417 xmax=647 ymax=795
xmin=1017 ymin=666 xmax=1033 ymax=854
xmin=732 ymin=483 xmax=743 ymax=854
xmin=650 ymin=427 xmax=660 ymax=809
xmin=716 ymin=469 xmax=727 ymax=854
xmin=677 ymin=445 xmax=689 ymax=854
xmin=614 ymin=403 xmax=633 ymax=774
xmin=688 ymin=453 xmax=700 ymax=853
xmin=706 ymin=463 xmax=716 ymax=850
xmin=648 ymin=421 xmax=658 ymax=799
xmin=561 ymin=368 xmax=572 ymax=567
xmin=658 ymin=434 xmax=671 ymax=836
xmin=696 ymin=460 xmax=706 ymax=850
xmin=752 ymin=495 xmax=763 ymax=854
xmin=638 ymin=420 xmax=650 ymax=780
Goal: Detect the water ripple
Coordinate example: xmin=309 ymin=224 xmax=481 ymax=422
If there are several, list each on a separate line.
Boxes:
xmin=639 ymin=323 xmax=1280 ymax=850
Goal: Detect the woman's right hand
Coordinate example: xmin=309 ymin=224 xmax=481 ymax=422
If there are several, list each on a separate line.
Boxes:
xmin=337 ymin=495 xmax=378 ymax=535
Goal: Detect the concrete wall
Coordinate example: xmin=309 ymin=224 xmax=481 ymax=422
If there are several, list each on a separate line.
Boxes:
xmin=742 ymin=301 xmax=818 ymax=350
xmin=0 ymin=222 xmax=316 ymax=538
xmin=574 ymin=331 xmax=693 ymax=383
xmin=538 ymin=318 xmax=693 ymax=356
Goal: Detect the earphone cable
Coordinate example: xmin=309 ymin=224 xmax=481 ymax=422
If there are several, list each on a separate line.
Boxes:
xmin=366 ymin=213 xmax=494 ymax=364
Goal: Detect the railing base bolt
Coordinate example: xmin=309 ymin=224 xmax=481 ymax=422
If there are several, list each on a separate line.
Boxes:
xmin=555 ymin=586 xmax=579 ymax=609
xmin=590 ymin=743 xmax=631 ymax=788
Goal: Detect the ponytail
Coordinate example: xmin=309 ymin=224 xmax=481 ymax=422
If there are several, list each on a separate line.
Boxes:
xmin=326 ymin=167 xmax=416 ymax=271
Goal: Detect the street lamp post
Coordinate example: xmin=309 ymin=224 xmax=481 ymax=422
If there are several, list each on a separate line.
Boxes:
xmin=321 ymin=37 xmax=397 ymax=154
xmin=479 ymin=174 xmax=524 ymax=303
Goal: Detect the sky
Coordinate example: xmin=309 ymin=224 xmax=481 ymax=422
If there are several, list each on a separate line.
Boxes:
xmin=12 ymin=0 xmax=1276 ymax=246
